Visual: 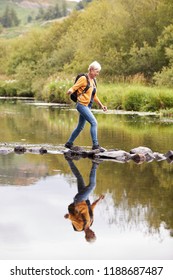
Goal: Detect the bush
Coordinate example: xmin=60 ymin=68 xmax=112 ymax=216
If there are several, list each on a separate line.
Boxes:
xmin=122 ymin=89 xmax=147 ymax=111
xmin=154 ymin=66 xmax=173 ymax=87
xmin=141 ymin=93 xmax=162 ymax=112
xmin=3 ymin=81 xmax=17 ymax=97
xmin=159 ymin=91 xmax=173 ymax=109
xmin=0 ymin=87 xmax=6 ymax=96
xmin=18 ymin=91 xmax=34 ymax=97
xmin=42 ymin=78 xmax=72 ymax=103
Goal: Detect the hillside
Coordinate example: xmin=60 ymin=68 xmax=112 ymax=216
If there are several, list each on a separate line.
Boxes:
xmin=1 ymin=0 xmax=173 ymax=93
xmin=0 ymin=0 xmax=78 ymax=25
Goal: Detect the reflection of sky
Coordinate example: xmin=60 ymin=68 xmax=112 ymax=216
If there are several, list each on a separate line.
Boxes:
xmin=0 ymin=175 xmax=172 ymax=260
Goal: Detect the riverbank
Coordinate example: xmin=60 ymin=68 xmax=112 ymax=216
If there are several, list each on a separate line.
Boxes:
xmin=0 ymin=79 xmax=173 ymax=117
xmin=40 ymin=79 xmax=173 ymax=116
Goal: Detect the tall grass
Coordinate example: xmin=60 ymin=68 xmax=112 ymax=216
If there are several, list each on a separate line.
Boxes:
xmin=41 ymin=78 xmax=173 ymax=112
xmin=1 ymin=75 xmax=173 ymax=113
xmin=98 ymin=83 xmax=173 ymax=112
xmin=40 ymin=77 xmax=72 ymax=103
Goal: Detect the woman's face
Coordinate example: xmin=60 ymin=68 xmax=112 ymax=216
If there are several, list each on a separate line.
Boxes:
xmin=89 ymin=67 xmax=100 ymax=78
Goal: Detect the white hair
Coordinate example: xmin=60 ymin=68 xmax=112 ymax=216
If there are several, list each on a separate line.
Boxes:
xmin=88 ymin=61 xmax=101 ymax=71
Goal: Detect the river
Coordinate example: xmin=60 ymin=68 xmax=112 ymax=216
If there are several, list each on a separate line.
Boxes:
xmin=0 ymin=99 xmax=173 ymax=259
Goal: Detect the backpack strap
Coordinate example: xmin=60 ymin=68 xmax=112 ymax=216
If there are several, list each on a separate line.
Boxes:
xmin=93 ymin=78 xmax=97 ymax=88
xmin=81 ymin=73 xmax=90 ymax=93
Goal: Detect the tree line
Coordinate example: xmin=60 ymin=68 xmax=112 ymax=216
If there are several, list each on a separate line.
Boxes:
xmin=35 ymin=1 xmax=68 ymax=21
xmin=0 ymin=0 xmax=173 ymax=97
xmin=0 ymin=0 xmax=93 ymax=27
xmin=35 ymin=0 xmax=94 ymax=21
xmin=0 ymin=1 xmax=68 ymax=27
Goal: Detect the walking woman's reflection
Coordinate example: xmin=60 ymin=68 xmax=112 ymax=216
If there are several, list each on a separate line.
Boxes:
xmin=64 ymin=158 xmax=104 ymax=242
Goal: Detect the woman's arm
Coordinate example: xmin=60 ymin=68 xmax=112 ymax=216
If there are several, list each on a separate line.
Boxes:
xmin=94 ymin=95 xmax=107 ymax=111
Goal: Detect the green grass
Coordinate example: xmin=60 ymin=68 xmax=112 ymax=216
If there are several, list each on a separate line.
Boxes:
xmin=39 ymin=77 xmax=173 ymax=113
xmin=95 ymin=83 xmax=173 ymax=112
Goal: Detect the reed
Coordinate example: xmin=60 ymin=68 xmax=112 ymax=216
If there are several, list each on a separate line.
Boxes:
xmin=97 ymin=83 xmax=173 ymax=112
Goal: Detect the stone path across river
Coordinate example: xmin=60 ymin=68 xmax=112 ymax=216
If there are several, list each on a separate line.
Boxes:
xmin=0 ymin=144 xmax=173 ymax=164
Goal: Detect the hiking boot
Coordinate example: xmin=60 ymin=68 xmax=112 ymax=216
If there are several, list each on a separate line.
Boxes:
xmin=64 ymin=142 xmax=73 ymax=149
xmin=92 ymin=144 xmax=106 ymax=152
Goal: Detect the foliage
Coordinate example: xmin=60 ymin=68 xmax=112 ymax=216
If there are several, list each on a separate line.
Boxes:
xmin=39 ymin=77 xmax=71 ymax=103
xmin=0 ymin=38 xmax=10 ymax=73
xmin=0 ymin=5 xmax=20 ymax=27
xmin=35 ymin=1 xmax=68 ymax=21
xmin=0 ymin=86 xmax=6 ymax=96
xmin=153 ymin=24 xmax=173 ymax=86
xmin=154 ymin=66 xmax=173 ymax=87
xmin=0 ymin=0 xmax=173 ymax=104
xmin=76 ymin=0 xmax=93 ymax=10
xmin=0 ymin=79 xmax=34 ymax=97
xmin=97 ymin=83 xmax=173 ymax=112
xmin=160 ymin=108 xmax=173 ymax=118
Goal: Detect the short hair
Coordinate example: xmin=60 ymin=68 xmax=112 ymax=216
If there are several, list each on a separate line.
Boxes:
xmin=88 ymin=61 xmax=101 ymax=71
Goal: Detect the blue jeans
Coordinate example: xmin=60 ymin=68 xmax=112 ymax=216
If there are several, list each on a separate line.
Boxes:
xmin=67 ymin=160 xmax=97 ymax=203
xmin=67 ymin=103 xmax=98 ymax=146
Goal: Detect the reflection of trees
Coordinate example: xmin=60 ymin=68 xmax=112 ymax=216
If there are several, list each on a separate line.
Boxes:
xmin=0 ymin=148 xmax=173 ymax=237
xmin=0 ymin=153 xmax=66 ymax=186
xmin=62 ymin=158 xmax=173 ymax=237
xmin=1 ymin=101 xmax=173 ymax=152
xmin=95 ymin=160 xmax=173 ymax=237
xmin=0 ymin=154 xmax=47 ymax=186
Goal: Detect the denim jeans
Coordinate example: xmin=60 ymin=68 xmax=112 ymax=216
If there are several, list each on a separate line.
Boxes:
xmin=67 ymin=160 xmax=97 ymax=203
xmin=67 ymin=102 xmax=98 ymax=146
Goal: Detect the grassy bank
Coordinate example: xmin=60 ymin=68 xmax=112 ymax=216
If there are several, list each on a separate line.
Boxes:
xmin=40 ymin=78 xmax=173 ymax=113
xmin=97 ymin=83 xmax=173 ymax=112
xmin=1 ymin=77 xmax=173 ymax=116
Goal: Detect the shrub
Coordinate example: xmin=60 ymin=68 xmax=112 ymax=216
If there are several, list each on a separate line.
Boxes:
xmin=122 ymin=89 xmax=147 ymax=111
xmin=159 ymin=91 xmax=173 ymax=109
xmin=154 ymin=66 xmax=173 ymax=87
xmin=0 ymin=87 xmax=6 ymax=96
xmin=3 ymin=81 xmax=17 ymax=97
xmin=42 ymin=78 xmax=72 ymax=103
xmin=141 ymin=93 xmax=162 ymax=112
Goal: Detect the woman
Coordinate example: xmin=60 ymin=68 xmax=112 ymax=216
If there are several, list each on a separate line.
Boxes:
xmin=65 ymin=61 xmax=107 ymax=152
xmin=64 ymin=157 xmax=105 ymax=242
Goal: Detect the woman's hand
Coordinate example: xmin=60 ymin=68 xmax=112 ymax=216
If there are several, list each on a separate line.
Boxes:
xmin=102 ymin=105 xmax=107 ymax=112
xmin=99 ymin=194 xmax=105 ymax=200
xmin=67 ymin=90 xmax=73 ymax=96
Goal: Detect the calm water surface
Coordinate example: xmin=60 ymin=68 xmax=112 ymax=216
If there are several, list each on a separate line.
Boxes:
xmin=0 ymin=100 xmax=173 ymax=260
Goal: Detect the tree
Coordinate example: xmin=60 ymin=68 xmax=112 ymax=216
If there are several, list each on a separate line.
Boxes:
xmin=0 ymin=24 xmax=3 ymax=34
xmin=62 ymin=0 xmax=68 ymax=17
xmin=76 ymin=0 xmax=93 ymax=10
xmin=35 ymin=7 xmax=45 ymax=21
xmin=154 ymin=24 xmax=173 ymax=86
xmin=53 ymin=3 xmax=62 ymax=19
xmin=27 ymin=15 xmax=33 ymax=23
xmin=35 ymin=2 xmax=66 ymax=21
xmin=0 ymin=5 xmax=20 ymax=28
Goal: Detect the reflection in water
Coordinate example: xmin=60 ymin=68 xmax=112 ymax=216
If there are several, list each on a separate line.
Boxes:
xmin=64 ymin=157 xmax=104 ymax=242
xmin=0 ymin=100 xmax=173 ymax=259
